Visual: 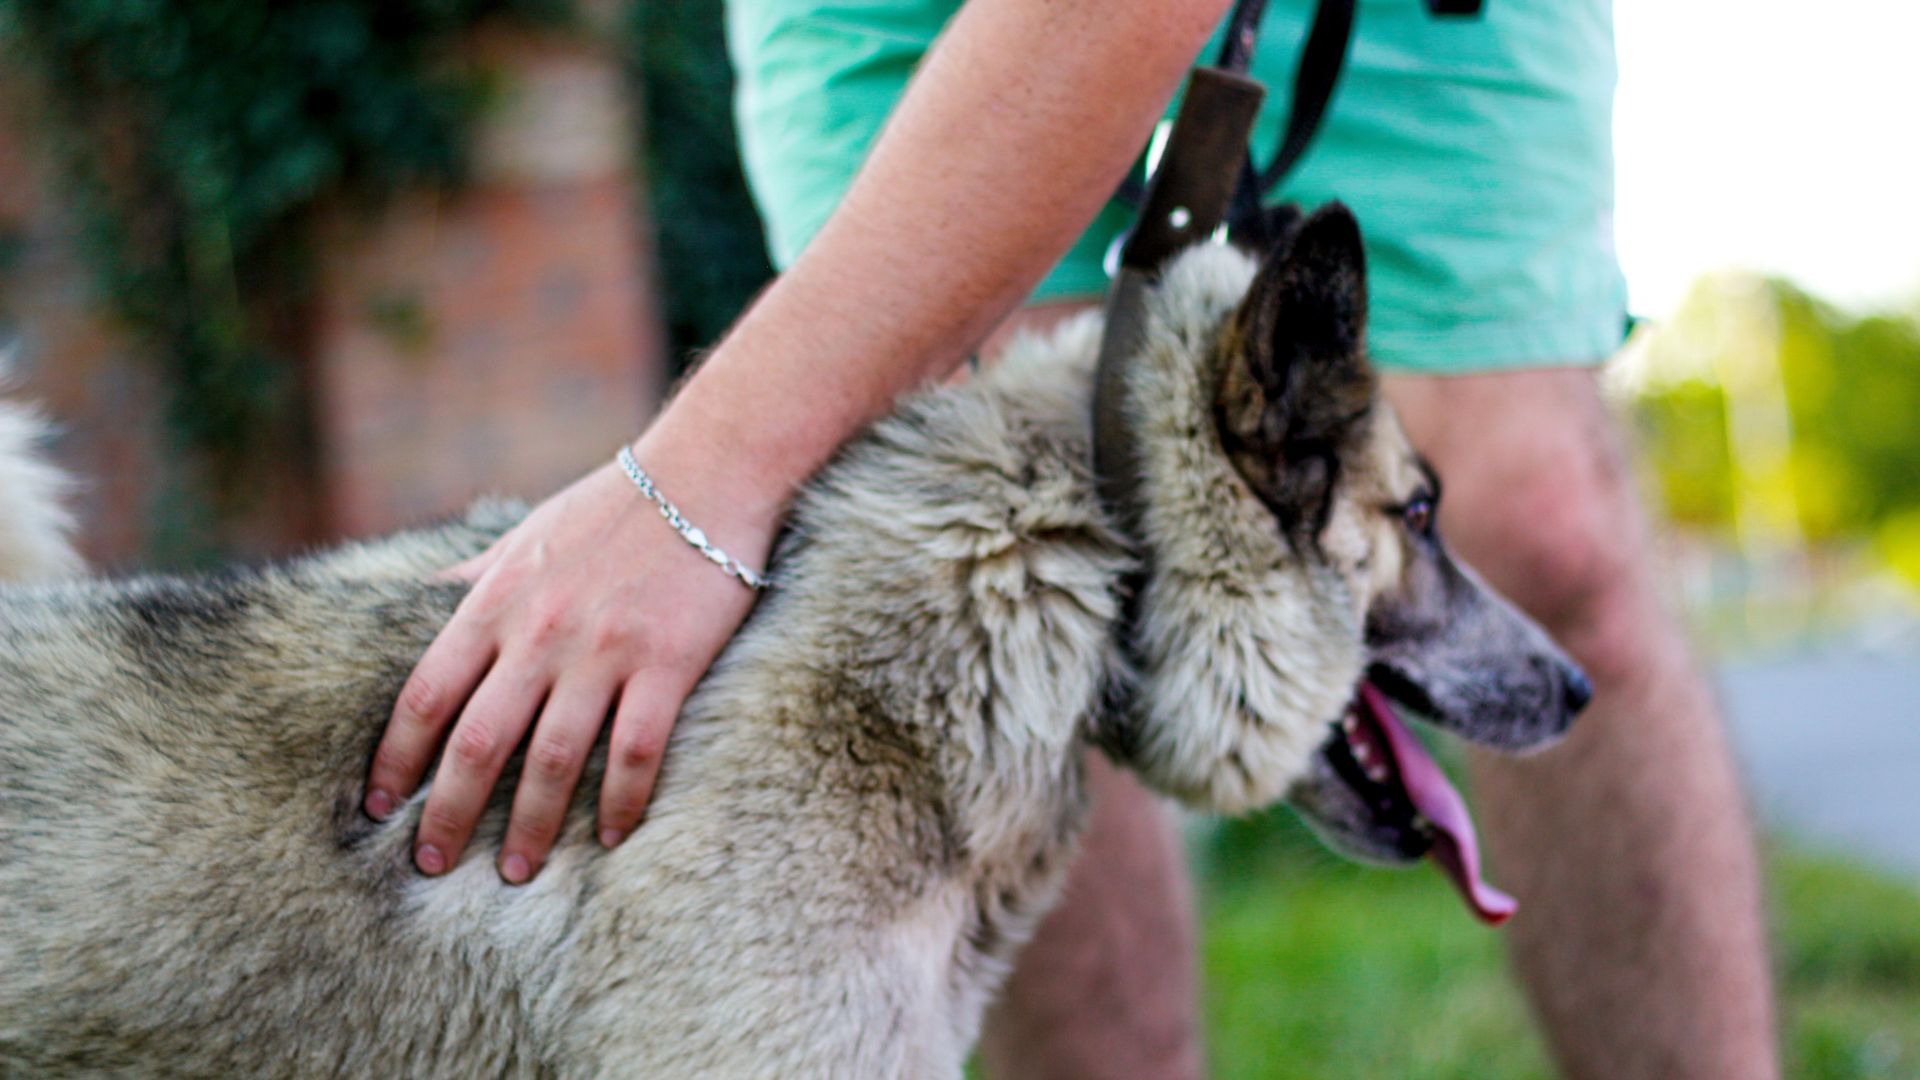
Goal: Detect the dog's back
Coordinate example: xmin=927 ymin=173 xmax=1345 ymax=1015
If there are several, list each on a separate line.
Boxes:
xmin=0 ymin=511 xmax=540 ymax=1074
xmin=0 ymin=328 xmax=1118 ymax=1077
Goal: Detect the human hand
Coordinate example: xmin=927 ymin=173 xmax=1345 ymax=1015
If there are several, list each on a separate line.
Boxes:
xmin=363 ymin=435 xmax=778 ymax=883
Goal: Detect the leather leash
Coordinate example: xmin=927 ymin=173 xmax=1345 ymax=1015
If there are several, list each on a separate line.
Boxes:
xmin=1086 ymin=50 xmax=1270 ymax=691
xmin=1106 ymin=0 xmax=1357 ymax=251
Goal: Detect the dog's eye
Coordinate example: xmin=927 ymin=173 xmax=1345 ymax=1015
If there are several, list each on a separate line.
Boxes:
xmin=1401 ymin=496 xmax=1435 ymax=536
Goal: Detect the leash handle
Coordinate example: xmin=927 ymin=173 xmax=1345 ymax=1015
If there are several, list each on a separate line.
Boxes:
xmin=1111 ymin=0 xmax=1357 ymax=233
xmin=1114 ymin=68 xmax=1266 ymax=274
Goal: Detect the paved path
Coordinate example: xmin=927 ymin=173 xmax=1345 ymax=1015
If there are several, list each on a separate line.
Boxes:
xmin=1719 ymin=652 xmax=1920 ymax=878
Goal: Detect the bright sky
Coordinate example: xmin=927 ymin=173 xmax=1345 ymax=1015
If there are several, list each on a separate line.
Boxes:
xmin=1614 ymin=0 xmax=1920 ymax=318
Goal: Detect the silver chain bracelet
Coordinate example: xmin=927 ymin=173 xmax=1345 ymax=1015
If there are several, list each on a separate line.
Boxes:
xmin=615 ymin=446 xmax=771 ymax=591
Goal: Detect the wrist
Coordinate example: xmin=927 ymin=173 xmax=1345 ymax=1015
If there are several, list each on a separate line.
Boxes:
xmin=613 ymin=446 xmax=772 ymax=590
xmin=616 ymin=390 xmax=805 ymax=576
xmin=629 ymin=405 xmax=793 ymax=529
xmin=634 ymin=339 xmax=866 ymax=521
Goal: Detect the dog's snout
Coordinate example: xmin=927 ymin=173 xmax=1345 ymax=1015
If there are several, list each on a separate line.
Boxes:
xmin=1561 ymin=664 xmax=1593 ymax=716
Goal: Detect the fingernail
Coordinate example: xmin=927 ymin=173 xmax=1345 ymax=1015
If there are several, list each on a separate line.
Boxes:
xmin=599 ymin=828 xmax=625 ymax=849
xmin=365 ymin=789 xmax=395 ymax=821
xmin=500 ymin=853 xmax=532 ymax=885
xmin=416 ymin=843 xmax=446 ymax=875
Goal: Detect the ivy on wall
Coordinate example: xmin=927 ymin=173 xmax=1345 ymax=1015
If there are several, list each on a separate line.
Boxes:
xmin=0 ymin=0 xmax=566 ymax=479
xmin=0 ymin=0 xmax=777 ymax=541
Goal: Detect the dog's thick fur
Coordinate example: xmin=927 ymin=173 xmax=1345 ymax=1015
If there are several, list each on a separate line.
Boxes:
xmin=0 ymin=208 xmax=1578 ymax=1077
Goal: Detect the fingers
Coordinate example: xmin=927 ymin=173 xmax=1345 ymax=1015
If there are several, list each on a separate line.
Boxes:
xmin=597 ymin=674 xmax=684 ymax=849
xmin=497 ymin=677 xmax=618 ymax=883
xmin=361 ymin=456 xmax=764 ymax=888
xmin=412 ymin=665 xmax=548 ymax=876
xmin=366 ymin=618 xmax=494 ymax=821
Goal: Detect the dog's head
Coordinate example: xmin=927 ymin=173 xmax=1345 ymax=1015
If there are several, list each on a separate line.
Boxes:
xmin=1105 ymin=204 xmax=1588 ymax=921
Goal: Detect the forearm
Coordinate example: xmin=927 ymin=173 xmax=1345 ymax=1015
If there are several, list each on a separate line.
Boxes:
xmin=644 ymin=0 xmax=1232 ymax=515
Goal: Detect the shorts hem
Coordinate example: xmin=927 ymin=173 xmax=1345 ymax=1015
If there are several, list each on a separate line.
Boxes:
xmin=1370 ymin=298 xmax=1628 ymax=373
xmin=1025 ymin=280 xmax=1628 ymax=376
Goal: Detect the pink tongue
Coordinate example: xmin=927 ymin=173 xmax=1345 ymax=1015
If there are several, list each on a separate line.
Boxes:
xmin=1358 ymin=683 xmax=1517 ymax=926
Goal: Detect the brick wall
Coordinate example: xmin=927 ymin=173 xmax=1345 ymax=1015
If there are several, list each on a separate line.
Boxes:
xmin=309 ymin=29 xmax=664 ymax=541
xmin=0 ymin=27 xmax=666 ymax=568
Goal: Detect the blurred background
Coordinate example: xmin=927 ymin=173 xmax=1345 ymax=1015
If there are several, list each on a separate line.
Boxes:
xmin=0 ymin=0 xmax=1913 ymax=1076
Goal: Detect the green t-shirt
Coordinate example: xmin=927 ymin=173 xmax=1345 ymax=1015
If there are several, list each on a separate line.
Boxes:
xmin=728 ymin=0 xmax=1628 ymax=372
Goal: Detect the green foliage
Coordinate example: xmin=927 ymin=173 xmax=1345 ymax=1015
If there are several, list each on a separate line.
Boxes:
xmin=0 ymin=0 xmax=565 ymax=480
xmin=1200 ymin=809 xmax=1553 ymax=1079
xmin=1772 ymin=286 xmax=1920 ymax=544
xmin=629 ymin=0 xmax=775 ymax=371
xmin=1877 ymin=508 xmax=1920 ymax=593
xmin=1629 ymin=277 xmax=1920 ymax=578
xmin=1197 ymin=809 xmax=1920 ymax=1079
xmin=1631 ymin=375 xmax=1739 ymax=535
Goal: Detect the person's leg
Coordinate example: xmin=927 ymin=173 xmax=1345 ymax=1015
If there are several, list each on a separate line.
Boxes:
xmin=977 ymin=753 xmax=1204 ymax=1080
xmin=1385 ymin=367 xmax=1779 ymax=1080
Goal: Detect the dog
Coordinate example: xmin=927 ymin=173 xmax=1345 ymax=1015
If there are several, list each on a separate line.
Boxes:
xmin=0 ymin=205 xmax=1587 ymax=1077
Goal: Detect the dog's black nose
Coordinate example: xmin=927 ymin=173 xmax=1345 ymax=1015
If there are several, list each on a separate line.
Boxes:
xmin=1562 ymin=665 xmax=1594 ymax=715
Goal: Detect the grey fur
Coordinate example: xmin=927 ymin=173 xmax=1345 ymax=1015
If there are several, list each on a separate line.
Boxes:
xmin=0 ymin=214 xmax=1580 ymax=1077
xmin=0 ymin=390 xmax=81 ymax=583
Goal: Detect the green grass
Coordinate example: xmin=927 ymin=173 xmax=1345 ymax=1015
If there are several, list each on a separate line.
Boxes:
xmin=1196 ymin=810 xmax=1920 ymax=1079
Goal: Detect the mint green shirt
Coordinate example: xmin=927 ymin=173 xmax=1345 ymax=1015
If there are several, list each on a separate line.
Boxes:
xmin=728 ymin=0 xmax=1628 ymax=372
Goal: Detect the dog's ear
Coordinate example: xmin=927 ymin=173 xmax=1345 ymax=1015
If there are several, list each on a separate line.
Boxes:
xmin=1214 ymin=202 xmax=1377 ymax=538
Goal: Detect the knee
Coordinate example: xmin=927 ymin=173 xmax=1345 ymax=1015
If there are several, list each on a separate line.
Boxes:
xmin=1455 ymin=445 xmax=1657 ymax=689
